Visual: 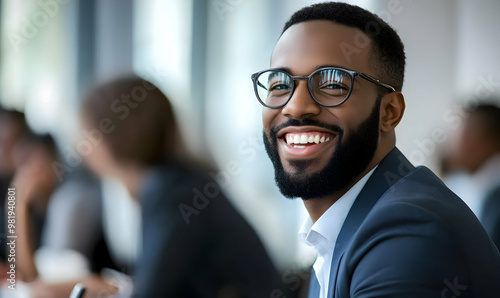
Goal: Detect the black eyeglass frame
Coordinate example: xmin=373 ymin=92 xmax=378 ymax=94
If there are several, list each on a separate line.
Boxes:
xmin=251 ymin=67 xmax=396 ymax=108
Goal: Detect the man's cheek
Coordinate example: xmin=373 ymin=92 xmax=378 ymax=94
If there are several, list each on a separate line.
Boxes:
xmin=261 ymin=109 xmax=276 ymax=128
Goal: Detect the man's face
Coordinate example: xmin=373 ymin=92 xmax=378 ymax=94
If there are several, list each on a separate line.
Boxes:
xmin=262 ymin=21 xmax=382 ymax=199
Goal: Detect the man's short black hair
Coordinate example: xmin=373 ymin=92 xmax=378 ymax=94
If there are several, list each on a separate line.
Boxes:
xmin=282 ymin=2 xmax=405 ymax=92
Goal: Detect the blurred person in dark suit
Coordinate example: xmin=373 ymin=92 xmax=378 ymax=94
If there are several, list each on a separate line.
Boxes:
xmin=80 ymin=76 xmax=286 ymax=297
xmin=442 ymin=103 xmax=500 ymax=250
xmin=253 ymin=2 xmax=500 ymax=297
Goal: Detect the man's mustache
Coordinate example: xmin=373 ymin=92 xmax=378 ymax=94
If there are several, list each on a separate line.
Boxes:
xmin=270 ymin=119 xmax=343 ymax=139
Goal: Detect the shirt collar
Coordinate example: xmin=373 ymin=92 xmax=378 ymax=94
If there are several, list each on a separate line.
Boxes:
xmin=298 ymin=165 xmax=378 ymax=254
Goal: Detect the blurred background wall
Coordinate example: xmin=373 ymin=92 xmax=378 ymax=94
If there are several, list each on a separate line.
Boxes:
xmin=1 ymin=0 xmax=499 ymax=270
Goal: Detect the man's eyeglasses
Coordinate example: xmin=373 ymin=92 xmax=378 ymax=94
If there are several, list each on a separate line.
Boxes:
xmin=251 ymin=67 xmax=396 ymax=108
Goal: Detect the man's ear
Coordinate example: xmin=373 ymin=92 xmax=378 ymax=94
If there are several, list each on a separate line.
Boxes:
xmin=380 ymin=92 xmax=405 ymax=132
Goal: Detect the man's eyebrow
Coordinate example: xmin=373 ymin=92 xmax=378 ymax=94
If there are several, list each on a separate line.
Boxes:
xmin=314 ymin=64 xmax=349 ymax=70
xmin=270 ymin=64 xmax=351 ymax=75
xmin=270 ymin=67 xmax=293 ymax=73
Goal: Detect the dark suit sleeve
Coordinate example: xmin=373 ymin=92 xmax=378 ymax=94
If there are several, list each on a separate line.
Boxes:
xmin=133 ymin=167 xmax=288 ymax=297
xmin=343 ymin=201 xmax=469 ymax=298
xmin=133 ymin=174 xmax=208 ymax=297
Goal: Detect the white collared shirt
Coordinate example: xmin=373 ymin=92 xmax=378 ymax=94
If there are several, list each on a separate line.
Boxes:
xmin=298 ymin=166 xmax=377 ymax=298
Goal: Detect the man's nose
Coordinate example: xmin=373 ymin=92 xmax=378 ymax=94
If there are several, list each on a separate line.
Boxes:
xmin=281 ymin=81 xmax=321 ymax=119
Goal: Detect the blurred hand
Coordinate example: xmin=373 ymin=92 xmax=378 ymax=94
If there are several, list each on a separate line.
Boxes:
xmin=30 ymin=274 xmax=118 ymax=298
xmin=81 ymin=274 xmax=119 ymax=298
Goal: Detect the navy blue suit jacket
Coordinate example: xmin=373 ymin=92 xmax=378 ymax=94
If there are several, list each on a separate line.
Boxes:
xmin=308 ymin=148 xmax=500 ymax=298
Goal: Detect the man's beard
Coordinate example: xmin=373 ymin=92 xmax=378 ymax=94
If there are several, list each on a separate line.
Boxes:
xmin=263 ymin=98 xmax=381 ymax=200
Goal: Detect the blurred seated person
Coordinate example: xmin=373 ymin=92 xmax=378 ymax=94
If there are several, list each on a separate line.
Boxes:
xmin=7 ymin=133 xmax=118 ymax=298
xmin=11 ymin=133 xmax=59 ymax=281
xmin=80 ymin=76 xmax=286 ymax=297
xmin=0 ymin=108 xmax=29 ymax=260
xmin=441 ymin=103 xmax=500 ymax=250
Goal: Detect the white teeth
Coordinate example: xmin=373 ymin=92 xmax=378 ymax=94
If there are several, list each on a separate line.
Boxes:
xmin=294 ymin=145 xmax=305 ymax=148
xmin=285 ymin=133 xmax=333 ymax=145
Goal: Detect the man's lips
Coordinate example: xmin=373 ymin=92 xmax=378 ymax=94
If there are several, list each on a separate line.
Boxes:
xmin=276 ymin=126 xmax=337 ymax=159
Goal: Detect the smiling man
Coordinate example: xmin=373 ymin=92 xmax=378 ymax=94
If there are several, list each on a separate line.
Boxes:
xmin=252 ymin=2 xmax=500 ymax=298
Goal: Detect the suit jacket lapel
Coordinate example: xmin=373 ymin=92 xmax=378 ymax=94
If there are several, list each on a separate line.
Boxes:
xmin=327 ymin=148 xmax=415 ymax=298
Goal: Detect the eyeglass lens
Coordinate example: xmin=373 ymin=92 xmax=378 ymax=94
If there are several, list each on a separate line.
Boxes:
xmin=255 ymin=68 xmax=352 ymax=107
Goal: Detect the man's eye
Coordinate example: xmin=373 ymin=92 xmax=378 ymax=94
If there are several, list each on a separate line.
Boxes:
xmin=322 ymin=83 xmax=347 ymax=90
xmin=270 ymin=84 xmax=291 ymax=91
